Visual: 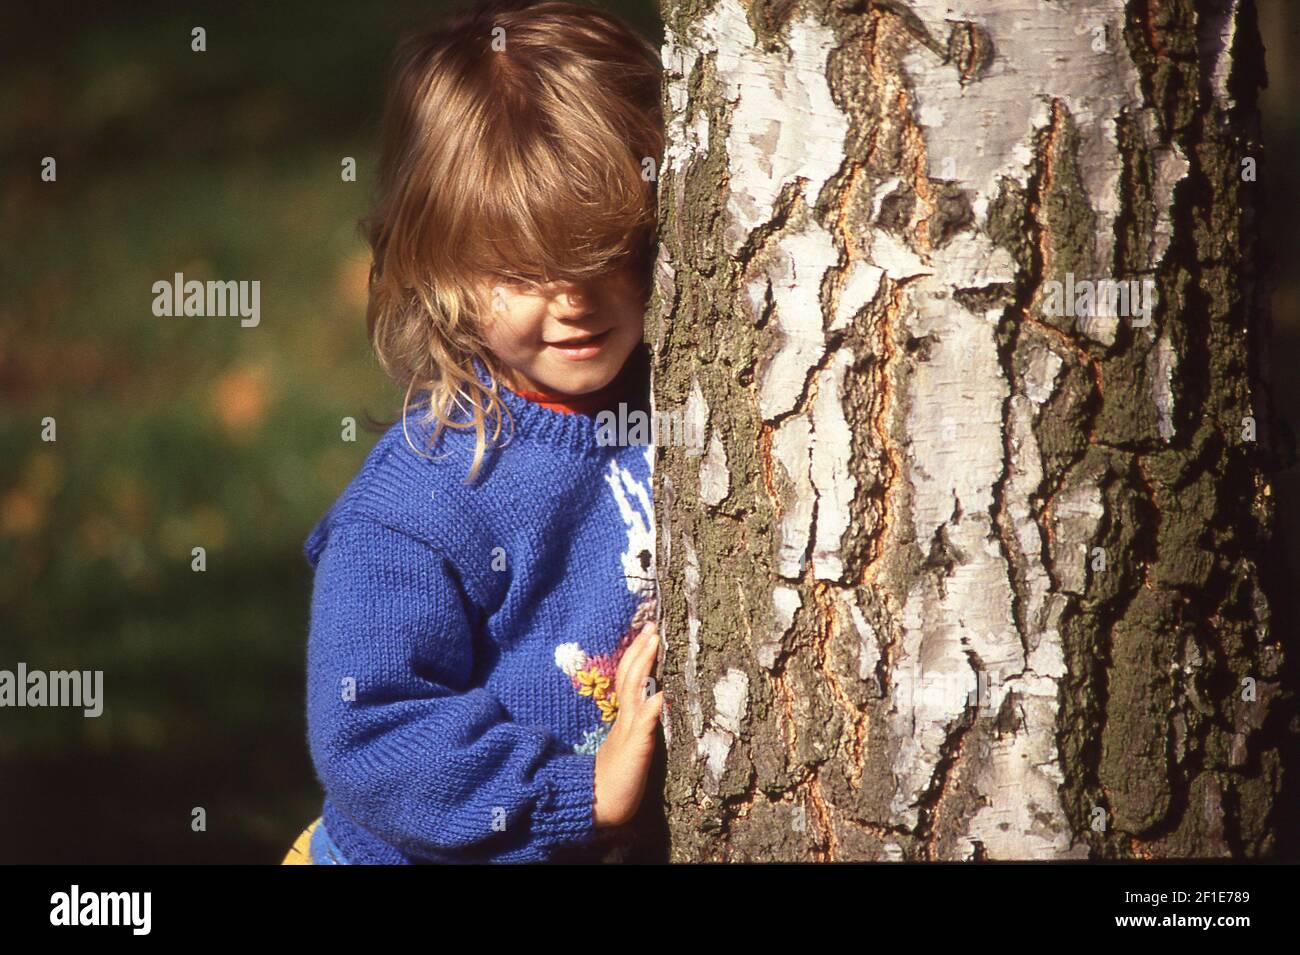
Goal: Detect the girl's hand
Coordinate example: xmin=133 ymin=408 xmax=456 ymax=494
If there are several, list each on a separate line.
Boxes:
xmin=592 ymin=621 xmax=664 ymax=828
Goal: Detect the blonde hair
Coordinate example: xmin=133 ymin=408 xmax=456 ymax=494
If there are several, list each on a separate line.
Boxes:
xmin=360 ymin=0 xmax=663 ymax=482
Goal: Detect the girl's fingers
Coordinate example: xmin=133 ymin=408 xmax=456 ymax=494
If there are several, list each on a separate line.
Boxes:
xmin=629 ymin=624 xmax=658 ymax=686
xmin=616 ymin=622 xmax=658 ymax=698
xmin=628 ymin=629 xmax=659 ymax=708
xmin=613 ymin=628 xmax=640 ymax=691
xmin=643 ymin=628 xmax=661 ymax=683
xmin=639 ymin=690 xmax=665 ymax=728
xmin=613 ymin=627 xmax=658 ymax=726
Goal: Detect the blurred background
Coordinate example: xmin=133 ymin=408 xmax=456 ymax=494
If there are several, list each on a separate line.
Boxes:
xmin=0 ymin=1 xmax=1293 ymax=862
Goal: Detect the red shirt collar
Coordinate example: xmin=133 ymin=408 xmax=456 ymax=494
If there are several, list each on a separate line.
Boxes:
xmin=506 ymin=351 xmax=643 ymax=416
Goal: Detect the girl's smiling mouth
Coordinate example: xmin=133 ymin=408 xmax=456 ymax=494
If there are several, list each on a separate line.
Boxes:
xmin=546 ymin=328 xmax=612 ymax=359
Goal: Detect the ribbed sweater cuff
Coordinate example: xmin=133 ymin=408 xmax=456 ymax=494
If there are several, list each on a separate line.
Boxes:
xmin=533 ymin=753 xmax=598 ymax=851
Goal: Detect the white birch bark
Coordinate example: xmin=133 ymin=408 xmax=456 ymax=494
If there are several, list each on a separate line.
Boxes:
xmin=651 ymin=0 xmax=1287 ymax=861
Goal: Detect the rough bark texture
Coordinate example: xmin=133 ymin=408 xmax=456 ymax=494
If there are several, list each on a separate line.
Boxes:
xmin=649 ymin=0 xmax=1295 ymax=860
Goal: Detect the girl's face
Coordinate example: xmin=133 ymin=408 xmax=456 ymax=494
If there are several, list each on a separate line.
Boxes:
xmin=477 ymin=263 xmax=646 ymax=397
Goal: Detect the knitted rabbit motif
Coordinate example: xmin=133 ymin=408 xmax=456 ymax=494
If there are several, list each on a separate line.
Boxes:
xmin=605 ymin=443 xmax=657 ymax=619
xmin=554 ymin=445 xmax=657 ymax=755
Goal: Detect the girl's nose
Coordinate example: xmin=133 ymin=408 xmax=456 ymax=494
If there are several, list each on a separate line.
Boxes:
xmin=555 ymin=284 xmax=596 ymax=315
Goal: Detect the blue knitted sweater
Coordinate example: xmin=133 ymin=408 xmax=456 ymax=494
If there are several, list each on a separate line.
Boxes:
xmin=303 ymin=346 xmax=656 ymax=864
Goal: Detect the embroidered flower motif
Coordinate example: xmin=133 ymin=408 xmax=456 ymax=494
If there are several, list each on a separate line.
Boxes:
xmin=596 ymin=692 xmax=619 ymax=723
xmin=573 ymin=727 xmax=609 ymax=755
xmin=554 ymin=642 xmax=588 ymax=677
xmin=576 ymin=666 xmax=611 ymax=701
xmin=554 ymin=613 xmax=649 ymax=738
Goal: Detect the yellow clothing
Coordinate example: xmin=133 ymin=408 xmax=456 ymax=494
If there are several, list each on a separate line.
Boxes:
xmin=281 ymin=819 xmax=320 ymax=865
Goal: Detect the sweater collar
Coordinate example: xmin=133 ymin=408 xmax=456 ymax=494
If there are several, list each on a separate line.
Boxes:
xmin=465 ymin=344 xmax=651 ymax=456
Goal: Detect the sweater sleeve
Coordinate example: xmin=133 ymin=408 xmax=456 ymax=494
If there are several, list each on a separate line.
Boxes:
xmin=305 ymin=518 xmax=600 ymax=862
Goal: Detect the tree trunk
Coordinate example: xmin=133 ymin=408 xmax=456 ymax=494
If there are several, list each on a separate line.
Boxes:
xmin=650 ymin=0 xmax=1293 ymax=860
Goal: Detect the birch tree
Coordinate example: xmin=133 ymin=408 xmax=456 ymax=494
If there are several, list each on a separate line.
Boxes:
xmin=649 ymin=0 xmax=1292 ymax=860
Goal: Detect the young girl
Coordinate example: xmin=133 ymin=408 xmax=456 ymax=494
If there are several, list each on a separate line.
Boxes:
xmin=281 ymin=0 xmax=665 ymax=864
